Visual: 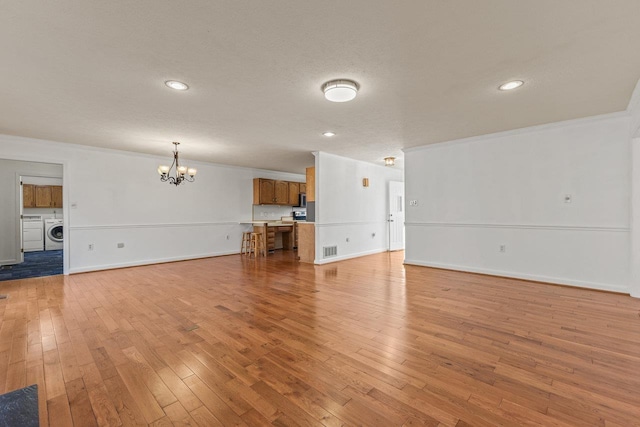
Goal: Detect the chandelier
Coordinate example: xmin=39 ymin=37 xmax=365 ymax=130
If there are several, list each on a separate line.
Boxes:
xmin=157 ymin=142 xmax=197 ymax=186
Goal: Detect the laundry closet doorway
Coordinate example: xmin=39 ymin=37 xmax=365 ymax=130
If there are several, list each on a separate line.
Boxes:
xmin=0 ymin=159 xmax=64 ymax=281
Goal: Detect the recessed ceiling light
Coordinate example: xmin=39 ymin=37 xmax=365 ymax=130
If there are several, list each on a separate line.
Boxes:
xmin=322 ymin=79 xmax=358 ymax=102
xmin=165 ymin=80 xmax=189 ymax=91
xmin=498 ymin=80 xmax=524 ymax=91
xmin=323 ymin=131 xmax=336 ymax=137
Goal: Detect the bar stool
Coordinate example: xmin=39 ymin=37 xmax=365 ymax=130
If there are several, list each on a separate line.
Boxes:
xmin=249 ymin=232 xmax=265 ymax=258
xmin=241 ymin=231 xmax=252 ymax=255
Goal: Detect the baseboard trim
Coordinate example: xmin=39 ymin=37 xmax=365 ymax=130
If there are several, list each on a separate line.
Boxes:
xmin=68 ymin=250 xmax=239 ymax=274
xmin=403 ymin=259 xmax=629 ymax=294
xmin=314 ymin=248 xmax=388 ymax=265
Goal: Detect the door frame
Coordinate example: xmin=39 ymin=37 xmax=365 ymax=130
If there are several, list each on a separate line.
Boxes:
xmin=388 ymin=180 xmax=405 ymax=251
xmin=2 ymin=152 xmax=69 ymax=275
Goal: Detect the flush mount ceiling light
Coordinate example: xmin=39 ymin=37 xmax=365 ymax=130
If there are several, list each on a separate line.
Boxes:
xmin=323 ymin=131 xmax=336 ymax=137
xmin=157 ymin=142 xmax=197 ymax=186
xmin=498 ymin=80 xmax=524 ymax=91
xmin=165 ymin=80 xmax=189 ymax=91
xmin=322 ymin=79 xmax=359 ymax=102
xmin=384 ymin=157 xmax=396 ymax=166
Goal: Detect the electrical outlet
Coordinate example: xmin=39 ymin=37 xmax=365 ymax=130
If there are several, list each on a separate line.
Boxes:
xmin=117 ymin=243 xmax=124 ymax=248
xmin=499 ymin=245 xmax=506 ymax=253
xmin=88 ymin=244 xmax=94 ymax=251
xmin=409 ymin=200 xmax=418 ymax=206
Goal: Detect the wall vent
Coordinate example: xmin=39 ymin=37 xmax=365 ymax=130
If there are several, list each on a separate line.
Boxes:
xmin=323 ymin=246 xmax=338 ymax=258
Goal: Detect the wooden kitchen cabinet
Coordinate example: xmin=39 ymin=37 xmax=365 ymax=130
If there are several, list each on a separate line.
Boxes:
xmin=300 ymin=183 xmax=306 ymax=194
xmin=288 ymin=182 xmax=300 ymax=205
xmin=23 ymin=184 xmax=35 ymax=208
xmin=23 ymin=184 xmax=63 ymax=208
xmin=35 ymin=186 xmax=52 ymax=208
xmin=297 ymin=223 xmax=315 ymax=263
xmin=306 ymin=167 xmax=315 ymax=202
xmin=254 ymin=179 xmax=276 ymax=204
xmin=274 ymin=181 xmax=289 ymax=205
xmin=51 ymin=186 xmax=63 ymax=208
xmin=253 ymin=178 xmax=307 ymax=206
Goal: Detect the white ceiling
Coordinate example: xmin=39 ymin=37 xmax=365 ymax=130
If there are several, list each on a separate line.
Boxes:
xmin=1 ymin=1 xmax=640 ymax=174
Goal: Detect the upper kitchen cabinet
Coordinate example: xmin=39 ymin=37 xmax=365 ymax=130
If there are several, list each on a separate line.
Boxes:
xmin=274 ymin=181 xmax=289 ymax=205
xmin=23 ymin=184 xmax=35 ymax=208
xmin=254 ymin=179 xmax=276 ymax=204
xmin=51 ymin=186 xmax=63 ymax=208
xmin=28 ymin=185 xmax=63 ymax=208
xmin=253 ymin=178 xmax=306 ymax=205
xmin=288 ymin=182 xmax=300 ymax=205
xmin=300 ymin=183 xmax=306 ymax=194
xmin=35 ymin=186 xmax=52 ymax=208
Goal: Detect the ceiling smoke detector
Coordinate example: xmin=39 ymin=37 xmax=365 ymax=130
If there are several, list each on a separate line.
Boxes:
xmin=322 ymin=79 xmax=359 ymax=102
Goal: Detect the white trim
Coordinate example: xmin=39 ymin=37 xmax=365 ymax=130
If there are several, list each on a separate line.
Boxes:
xmin=0 ymin=133 xmax=306 ymax=177
xmin=403 ymin=259 xmax=629 ymax=294
xmin=69 ymin=221 xmax=239 ymax=231
xmin=628 ymin=79 xmax=640 ymax=139
xmin=69 ymin=250 xmax=239 ymax=274
xmin=315 ymin=220 xmax=387 ymax=228
xmin=405 ymin=222 xmax=629 ymax=232
xmin=314 ymin=248 xmax=388 ymax=265
xmin=403 ymin=111 xmax=629 ymax=154
xmin=627 ymin=78 xmax=640 ymax=114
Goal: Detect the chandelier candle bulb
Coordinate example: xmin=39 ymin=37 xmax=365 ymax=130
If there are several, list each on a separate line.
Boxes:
xmin=187 ymin=168 xmax=197 ymax=176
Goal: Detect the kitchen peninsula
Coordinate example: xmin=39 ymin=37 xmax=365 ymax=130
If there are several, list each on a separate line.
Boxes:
xmin=248 ymin=221 xmax=295 ymax=253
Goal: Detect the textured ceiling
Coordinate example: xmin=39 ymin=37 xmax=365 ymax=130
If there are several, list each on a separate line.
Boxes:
xmin=1 ymin=1 xmax=640 ymax=173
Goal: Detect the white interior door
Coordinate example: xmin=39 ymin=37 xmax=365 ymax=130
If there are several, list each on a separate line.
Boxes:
xmin=388 ymin=181 xmax=405 ymax=251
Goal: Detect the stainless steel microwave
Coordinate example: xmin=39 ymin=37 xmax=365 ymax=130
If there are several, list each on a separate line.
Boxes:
xmin=296 ymin=193 xmax=306 ymax=208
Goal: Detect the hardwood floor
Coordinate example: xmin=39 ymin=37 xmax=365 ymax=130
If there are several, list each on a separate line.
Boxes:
xmin=1 ymin=250 xmax=639 ymax=426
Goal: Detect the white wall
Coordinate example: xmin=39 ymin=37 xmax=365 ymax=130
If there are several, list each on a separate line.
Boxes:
xmin=629 ymin=83 xmax=640 ymax=297
xmin=315 ymin=151 xmax=403 ymax=264
xmin=0 ymin=159 xmax=63 ymax=264
xmin=404 ymin=113 xmax=631 ymax=293
xmin=0 ymin=134 xmax=303 ymax=274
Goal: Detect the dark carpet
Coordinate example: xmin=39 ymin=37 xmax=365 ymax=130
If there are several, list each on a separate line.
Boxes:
xmin=0 ymin=384 xmax=39 ymax=427
xmin=0 ymin=250 xmax=63 ymax=281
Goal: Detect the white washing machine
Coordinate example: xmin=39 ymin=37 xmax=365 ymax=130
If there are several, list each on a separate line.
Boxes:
xmin=44 ymin=218 xmax=64 ymax=250
xmin=23 ymin=215 xmax=44 ymax=252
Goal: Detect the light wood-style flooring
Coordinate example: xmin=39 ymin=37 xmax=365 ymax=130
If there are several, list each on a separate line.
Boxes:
xmin=1 ymin=250 xmax=639 ymax=426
